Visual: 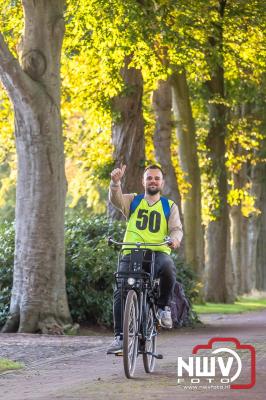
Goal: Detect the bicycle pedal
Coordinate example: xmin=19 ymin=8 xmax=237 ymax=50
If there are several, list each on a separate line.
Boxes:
xmin=115 ymin=351 xmax=123 ymax=357
xmin=145 ymin=351 xmax=163 ymax=359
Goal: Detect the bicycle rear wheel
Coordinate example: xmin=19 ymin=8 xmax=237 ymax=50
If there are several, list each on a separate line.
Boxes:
xmin=123 ymin=290 xmax=139 ymax=378
xmin=143 ymin=305 xmax=157 ymax=373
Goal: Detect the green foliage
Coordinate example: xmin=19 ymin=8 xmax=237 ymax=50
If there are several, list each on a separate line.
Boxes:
xmin=171 ymin=253 xmax=199 ymax=304
xmin=1 ymin=1 xmax=265 ymax=315
xmin=1 ymin=0 xmax=266 ymax=218
xmin=0 ymin=221 xmax=14 ymax=326
xmin=65 ymin=214 xmax=126 ymax=326
xmin=0 ymin=0 xmax=23 ymax=51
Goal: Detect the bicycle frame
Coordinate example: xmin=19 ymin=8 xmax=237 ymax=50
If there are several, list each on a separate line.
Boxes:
xmin=114 ymin=247 xmax=156 ymax=342
xmin=109 ymin=237 xmax=170 ymax=377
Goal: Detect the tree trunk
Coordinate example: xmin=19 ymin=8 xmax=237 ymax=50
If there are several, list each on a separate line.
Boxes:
xmin=204 ymin=1 xmax=235 ymax=303
xmin=229 ymin=165 xmax=249 ymax=295
xmin=204 ymin=79 xmax=233 ymax=301
xmin=230 ymin=102 xmax=264 ymax=295
xmin=242 ymin=164 xmax=262 ymax=294
xmin=171 ymin=70 xmax=204 ymax=278
xmin=256 ymin=105 xmax=266 ymax=291
xmin=0 ymin=0 xmax=71 ymax=333
xmin=152 ymin=78 xmax=184 ymax=257
xmin=152 ymin=79 xmax=182 ymax=207
xmin=257 ymin=163 xmax=266 ymax=290
xmin=108 ymin=56 xmax=145 ymax=219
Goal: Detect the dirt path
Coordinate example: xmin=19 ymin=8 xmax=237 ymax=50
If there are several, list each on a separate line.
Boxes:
xmin=0 ymin=310 xmax=265 ymax=400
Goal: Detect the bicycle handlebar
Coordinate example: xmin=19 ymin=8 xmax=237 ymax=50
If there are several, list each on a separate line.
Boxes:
xmin=108 ymin=236 xmax=173 ymax=248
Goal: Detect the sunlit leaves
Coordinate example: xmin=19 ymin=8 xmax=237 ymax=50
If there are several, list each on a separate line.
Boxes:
xmin=0 ymin=0 xmax=21 ymax=208
xmin=0 ymin=89 xmax=16 ymax=210
xmin=228 ymin=184 xmax=261 ymax=218
xmin=224 ymin=1 xmax=266 ymax=83
xmin=226 ymin=117 xmax=264 ymax=173
xmin=0 ymin=0 xmax=23 ymax=55
xmin=0 ymin=91 xmax=15 ymax=162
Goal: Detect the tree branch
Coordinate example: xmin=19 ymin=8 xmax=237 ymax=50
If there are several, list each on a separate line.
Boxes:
xmin=0 ymin=32 xmax=35 ymax=103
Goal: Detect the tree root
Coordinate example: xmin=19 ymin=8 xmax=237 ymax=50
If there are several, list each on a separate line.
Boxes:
xmin=1 ymin=313 xmax=77 ymax=335
xmin=1 ymin=314 xmax=20 ymax=333
xmin=37 ymin=317 xmax=77 ymax=335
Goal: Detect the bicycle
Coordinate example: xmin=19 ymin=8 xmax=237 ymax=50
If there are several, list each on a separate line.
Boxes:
xmin=108 ymin=237 xmax=172 ymax=379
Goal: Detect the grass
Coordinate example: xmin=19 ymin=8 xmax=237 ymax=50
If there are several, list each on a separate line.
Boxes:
xmin=0 ymin=358 xmax=24 ymax=373
xmin=193 ymin=297 xmax=266 ymax=314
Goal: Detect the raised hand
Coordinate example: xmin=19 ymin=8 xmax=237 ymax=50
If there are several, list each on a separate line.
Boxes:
xmin=111 ymin=164 xmax=127 ymax=184
xmin=169 ymin=238 xmax=180 ymax=250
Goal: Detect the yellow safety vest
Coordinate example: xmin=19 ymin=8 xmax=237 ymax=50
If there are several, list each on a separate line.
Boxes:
xmin=123 ymin=197 xmax=173 ymax=254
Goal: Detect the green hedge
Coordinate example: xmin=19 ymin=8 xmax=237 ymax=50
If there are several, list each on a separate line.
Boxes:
xmin=65 ymin=215 xmax=125 ymax=326
xmin=0 ymin=215 xmax=199 ymax=328
xmin=0 ymin=222 xmax=14 ymax=326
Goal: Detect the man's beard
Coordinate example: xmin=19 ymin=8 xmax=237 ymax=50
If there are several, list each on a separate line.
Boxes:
xmin=147 ymin=187 xmax=161 ymax=195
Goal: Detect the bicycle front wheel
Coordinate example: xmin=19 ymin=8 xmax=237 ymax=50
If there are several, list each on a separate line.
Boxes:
xmin=123 ymin=290 xmax=139 ymax=378
xmin=143 ymin=305 xmax=157 ymax=373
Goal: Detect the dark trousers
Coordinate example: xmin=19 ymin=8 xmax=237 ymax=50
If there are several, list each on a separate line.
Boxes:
xmin=113 ymin=252 xmax=176 ymax=336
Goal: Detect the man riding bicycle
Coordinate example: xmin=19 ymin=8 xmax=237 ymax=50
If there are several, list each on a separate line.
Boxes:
xmin=107 ymin=164 xmax=183 ymax=354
